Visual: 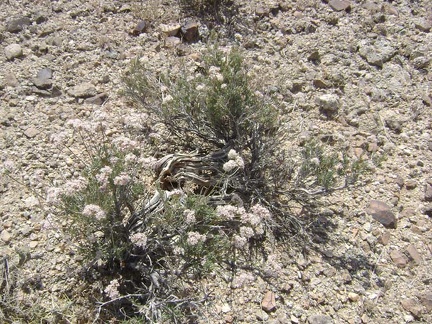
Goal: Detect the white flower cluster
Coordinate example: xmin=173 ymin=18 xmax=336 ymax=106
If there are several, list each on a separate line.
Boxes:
xmin=231 ymin=271 xmax=255 ymax=289
xmin=62 ymin=177 xmax=88 ymax=195
xmin=208 ymin=66 xmax=224 ymax=82
xmin=186 ymin=231 xmax=206 ymax=246
xmin=96 ymin=166 xmax=112 ymax=191
xmin=82 ymin=204 xmax=106 ymax=220
xmin=183 ymin=209 xmax=196 ymax=224
xmin=216 ymin=203 xmax=272 ymax=249
xmin=112 ymin=135 xmax=138 ymax=152
xmin=104 ymin=278 xmax=120 ymax=299
xmin=223 ymin=149 xmax=245 ymax=172
xmin=113 ymin=172 xmax=131 ymax=186
xmin=130 ymin=232 xmax=147 ymax=248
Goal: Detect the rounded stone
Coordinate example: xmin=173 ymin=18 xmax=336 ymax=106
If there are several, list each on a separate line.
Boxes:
xmin=5 ymin=43 xmax=23 ymax=60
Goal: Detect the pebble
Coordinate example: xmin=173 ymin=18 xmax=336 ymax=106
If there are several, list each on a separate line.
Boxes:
xmin=4 ymin=43 xmax=23 ymax=60
xmin=329 ymin=0 xmax=351 ymax=12
xmin=6 ymin=16 xmax=31 ymax=33
xmin=358 ymin=39 xmax=396 ymax=67
xmin=414 ymin=19 xmax=432 ymax=33
xmin=24 ymin=127 xmax=39 ymax=138
xmin=390 ymin=249 xmax=408 ymax=268
xmin=424 ymin=185 xmax=432 ymax=202
xmin=348 ymin=292 xmax=360 ymax=302
xmin=308 ymin=314 xmax=333 ymax=324
xmin=160 ymin=23 xmax=181 ymax=37
xmin=400 ymin=298 xmax=423 ymax=318
xmin=365 ymin=200 xmax=397 ymax=229
xmin=29 ymin=240 xmax=39 ymax=248
xmin=406 ymin=244 xmax=422 ymax=264
xmin=316 ymin=94 xmax=340 ymax=114
xmin=1 ymin=229 xmax=12 ymax=243
xmin=262 ymin=291 xmax=276 ymax=312
xmin=67 ymin=82 xmax=97 ymax=98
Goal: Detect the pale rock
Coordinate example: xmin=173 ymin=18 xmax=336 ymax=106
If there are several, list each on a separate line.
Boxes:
xmin=1 ymin=230 xmax=12 ymax=243
xmin=67 ymin=83 xmax=97 ymax=98
xmin=5 ymin=43 xmax=23 ymax=60
xmin=390 ymin=249 xmax=408 ymax=267
xmin=406 ymin=244 xmax=422 ymax=264
xmin=317 ymin=94 xmax=340 ymax=113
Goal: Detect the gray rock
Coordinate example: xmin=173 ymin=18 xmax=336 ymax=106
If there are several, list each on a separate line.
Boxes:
xmin=33 ymin=68 xmax=53 ymax=90
xmin=418 ymin=293 xmax=432 ymax=312
xmin=358 ymin=39 xmax=397 ymax=67
xmin=411 ymin=56 xmax=430 ymax=70
xmin=67 ymin=82 xmax=97 ymax=98
xmin=329 ymin=0 xmax=351 ymax=12
xmin=164 ymin=36 xmax=181 ymax=48
xmin=24 ymin=127 xmax=39 ymax=138
xmin=132 ymin=20 xmax=147 ymax=36
xmin=401 ymin=298 xmax=424 ymax=318
xmin=424 ymin=185 xmax=432 ymax=202
xmin=4 ymin=43 xmax=23 ymax=60
xmin=414 ymin=19 xmax=431 ymax=32
xmin=317 ymin=94 xmax=340 ymax=113
xmin=308 ymin=314 xmax=333 ymax=324
xmin=365 ymin=200 xmax=397 ymax=229
xmin=6 ymin=17 xmax=31 ymax=33
xmin=84 ymin=93 xmax=108 ymax=105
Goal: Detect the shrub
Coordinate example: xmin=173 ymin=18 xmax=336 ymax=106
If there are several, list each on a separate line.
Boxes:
xmin=46 ymin=47 xmax=367 ymax=322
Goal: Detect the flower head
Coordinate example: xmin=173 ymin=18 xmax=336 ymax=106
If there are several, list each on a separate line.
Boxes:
xmin=104 ymin=278 xmax=120 ymax=299
xmin=82 ymin=204 xmax=106 ymax=220
xmin=186 ymin=231 xmax=206 ymax=246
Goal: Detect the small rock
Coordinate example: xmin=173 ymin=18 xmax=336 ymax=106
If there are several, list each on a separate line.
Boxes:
xmin=405 ymin=180 xmax=417 ymax=190
xmin=160 ymin=23 xmax=181 ymax=37
xmin=317 ymin=94 xmax=340 ymax=114
xmin=255 ymin=7 xmax=270 ymax=17
xmin=401 ymin=298 xmax=423 ymax=318
xmin=313 ymin=79 xmax=329 ymax=89
xmin=417 ymin=293 xmax=432 ymax=312
xmin=424 ymin=185 xmax=432 ymax=202
xmin=67 ymin=82 xmax=97 ymax=98
xmin=33 ymin=68 xmax=53 ymax=90
xmin=34 ymin=12 xmax=48 ymax=24
xmin=395 ymin=175 xmax=404 ymax=188
xmin=6 ymin=17 xmax=32 ymax=33
xmin=221 ymin=303 xmax=231 ymax=313
xmin=358 ymin=39 xmax=396 ymax=67
xmin=24 ymin=127 xmax=39 ymax=138
xmin=406 ymin=244 xmax=422 ymax=264
xmin=329 ymin=0 xmax=351 ymax=12
xmin=1 ymin=230 xmax=12 ymax=243
xmin=262 ymin=291 xmax=276 ymax=312
xmin=378 ymin=231 xmax=390 ymax=245
xmin=365 ymin=200 xmax=397 ymax=229
xmin=348 ymin=292 xmax=360 ymax=302
xmin=5 ymin=43 xmax=23 ymax=60
xmin=181 ymin=21 xmax=199 ymax=42
xmin=390 ymin=249 xmax=408 ymax=268
xmin=308 ymin=314 xmax=333 ymax=324
xmin=29 ymin=241 xmax=39 ymax=248
xmin=164 ymin=36 xmax=181 ymax=48
xmin=414 ymin=19 xmax=431 ymax=32
xmin=84 ymin=93 xmax=108 ymax=105
xmin=132 ymin=20 xmax=147 ymax=36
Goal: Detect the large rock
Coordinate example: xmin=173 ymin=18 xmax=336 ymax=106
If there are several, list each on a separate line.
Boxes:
xmin=329 ymin=0 xmax=351 ymax=12
xmin=365 ymin=200 xmax=397 ymax=228
xmin=358 ymin=39 xmax=397 ymax=67
xmin=390 ymin=250 xmax=407 ymax=267
xmin=6 ymin=17 xmax=31 ymax=33
xmin=316 ymin=94 xmax=340 ymax=114
xmin=67 ymin=82 xmax=97 ymax=98
xmin=33 ymin=68 xmax=53 ymax=90
xmin=4 ymin=43 xmax=23 ymax=60
xmin=181 ymin=21 xmax=199 ymax=42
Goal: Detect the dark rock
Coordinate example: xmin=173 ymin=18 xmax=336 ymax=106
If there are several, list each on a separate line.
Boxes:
xmin=84 ymin=93 xmax=108 ymax=105
xmin=395 ymin=175 xmax=404 ymax=188
xmin=6 ymin=17 xmax=31 ymax=33
xmin=132 ymin=20 xmax=147 ymax=36
xmin=308 ymin=314 xmax=333 ymax=324
xmin=34 ymin=12 xmax=48 ymax=24
xmin=329 ymin=0 xmax=351 ymax=12
xmin=423 ymin=204 xmax=432 ymax=217
xmin=181 ymin=21 xmax=199 ymax=42
xmin=390 ymin=250 xmax=408 ymax=267
xmin=424 ymin=185 xmax=432 ymax=202
xmin=365 ymin=200 xmax=397 ymax=229
xmin=405 ymin=179 xmax=417 ymax=190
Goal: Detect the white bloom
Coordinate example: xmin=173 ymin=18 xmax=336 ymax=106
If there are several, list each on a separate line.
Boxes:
xmin=186 ymin=231 xmax=206 ymax=246
xmin=104 ymin=279 xmax=120 ymax=299
xmin=113 ymin=173 xmax=131 ymax=186
xmin=184 ymin=209 xmax=196 ymax=224
xmin=239 ymin=226 xmax=254 ymax=239
xmin=46 ymin=187 xmax=63 ymax=206
xmin=82 ymin=204 xmax=106 ymax=220
xmin=233 ymin=234 xmax=247 ymax=249
xmin=130 ymin=233 xmax=147 ymax=248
